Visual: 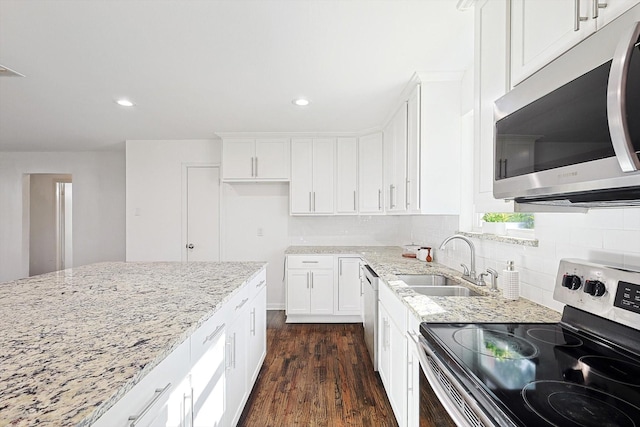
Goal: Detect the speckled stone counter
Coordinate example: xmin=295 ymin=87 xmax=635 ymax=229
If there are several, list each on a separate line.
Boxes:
xmin=285 ymin=246 xmax=561 ymax=323
xmin=0 ymin=261 xmax=266 ymax=426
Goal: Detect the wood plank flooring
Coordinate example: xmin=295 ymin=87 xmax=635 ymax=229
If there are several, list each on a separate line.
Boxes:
xmin=237 ymin=311 xmax=399 ymax=427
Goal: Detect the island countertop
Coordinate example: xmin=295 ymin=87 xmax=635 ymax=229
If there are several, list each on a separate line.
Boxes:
xmin=285 ymin=246 xmax=561 ymax=323
xmin=0 ymin=261 xmax=266 ymax=426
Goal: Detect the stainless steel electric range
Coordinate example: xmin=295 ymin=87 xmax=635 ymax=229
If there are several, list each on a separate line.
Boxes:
xmin=417 ymin=259 xmax=640 ymax=427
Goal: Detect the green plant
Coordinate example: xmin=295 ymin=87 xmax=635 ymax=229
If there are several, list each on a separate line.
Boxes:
xmin=481 ymin=213 xmax=534 ymax=229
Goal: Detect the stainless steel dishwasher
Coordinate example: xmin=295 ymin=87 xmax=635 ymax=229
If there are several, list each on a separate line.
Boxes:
xmin=362 ymin=264 xmax=379 ymax=371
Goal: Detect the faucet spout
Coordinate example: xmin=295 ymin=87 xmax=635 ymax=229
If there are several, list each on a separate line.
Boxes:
xmin=439 ymin=234 xmax=476 ymax=281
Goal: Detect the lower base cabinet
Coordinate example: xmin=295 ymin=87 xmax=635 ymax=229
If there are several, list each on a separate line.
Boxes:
xmin=92 ymin=267 xmax=267 ymax=427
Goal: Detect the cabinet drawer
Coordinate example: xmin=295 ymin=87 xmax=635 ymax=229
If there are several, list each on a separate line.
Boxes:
xmin=191 ymin=307 xmax=228 ymax=365
xmin=287 ymin=255 xmax=334 ymax=269
xmin=227 ymin=282 xmax=251 ymax=321
xmin=92 ymin=338 xmax=190 ymax=427
xmin=379 ymin=280 xmax=407 ymax=331
xmin=249 ymin=267 xmax=267 ymax=300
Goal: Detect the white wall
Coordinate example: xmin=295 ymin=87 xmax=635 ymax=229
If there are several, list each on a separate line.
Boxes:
xmin=126 ymin=139 xmax=221 ymax=261
xmin=408 ymin=209 xmax=640 ymax=313
xmin=0 ymin=152 xmax=125 ymax=282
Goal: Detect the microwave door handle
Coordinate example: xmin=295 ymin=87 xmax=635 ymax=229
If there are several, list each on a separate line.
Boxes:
xmin=607 ymin=21 xmax=640 ymax=172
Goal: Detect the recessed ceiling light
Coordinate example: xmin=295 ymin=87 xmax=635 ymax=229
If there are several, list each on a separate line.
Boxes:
xmin=292 ymin=98 xmax=310 ymax=107
xmin=116 ymin=99 xmax=135 ymax=107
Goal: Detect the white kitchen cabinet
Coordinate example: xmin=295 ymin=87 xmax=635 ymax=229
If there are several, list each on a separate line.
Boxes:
xmin=226 ymin=308 xmax=248 ymax=427
xmin=336 ymin=137 xmax=358 ymax=214
xmin=358 ymin=133 xmax=384 ymax=214
xmin=290 ymin=138 xmax=335 ymax=214
xmin=474 ymin=0 xmax=514 ymax=213
xmin=336 ymin=257 xmax=361 ymax=315
xmin=384 ymin=103 xmax=408 ymax=213
xmin=406 ymin=85 xmax=421 ymax=213
xmin=378 ymin=280 xmax=407 ymax=427
xmin=222 ymin=138 xmax=290 ymax=181
xmin=510 ymin=0 xmax=640 ymax=86
xmin=247 ymin=271 xmax=267 ymax=386
xmin=286 ymin=255 xmax=334 ymax=317
xmin=406 ymin=314 xmax=421 ymax=427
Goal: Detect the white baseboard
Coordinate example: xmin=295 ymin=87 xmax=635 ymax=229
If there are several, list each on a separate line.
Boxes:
xmin=267 ymin=303 xmax=286 ymax=310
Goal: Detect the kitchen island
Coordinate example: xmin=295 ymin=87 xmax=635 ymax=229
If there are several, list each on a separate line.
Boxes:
xmin=0 ymin=261 xmax=266 ymax=426
xmin=285 ymin=246 xmax=561 ymax=323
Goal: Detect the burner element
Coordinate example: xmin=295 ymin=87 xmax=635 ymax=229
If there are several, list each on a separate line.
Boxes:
xmin=526 ymin=327 xmax=584 ymax=347
xmin=579 ymin=356 xmax=640 ymax=387
xmin=453 ymin=327 xmax=538 ymax=360
xmin=523 ymin=381 xmax=640 ymax=427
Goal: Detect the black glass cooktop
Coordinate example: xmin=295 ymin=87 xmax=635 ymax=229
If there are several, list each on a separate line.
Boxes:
xmin=420 ymin=320 xmax=640 ymax=427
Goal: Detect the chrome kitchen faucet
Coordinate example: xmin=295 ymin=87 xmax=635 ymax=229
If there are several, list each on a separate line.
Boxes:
xmin=439 ymin=234 xmax=478 ymax=285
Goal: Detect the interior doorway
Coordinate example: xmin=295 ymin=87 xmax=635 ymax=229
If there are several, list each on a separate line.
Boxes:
xmin=184 ymin=166 xmax=221 ymax=262
xmin=28 ymin=174 xmax=72 ymax=276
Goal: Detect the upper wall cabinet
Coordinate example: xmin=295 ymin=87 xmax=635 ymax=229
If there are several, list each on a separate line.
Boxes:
xmin=511 ymin=0 xmax=640 ymax=86
xmin=335 ymin=137 xmax=358 ymax=214
xmin=474 ymin=0 xmax=514 ymax=213
xmin=406 ymin=85 xmax=421 ymax=214
xmin=383 ymin=103 xmax=409 ymax=213
xmin=358 ymin=133 xmax=384 ymax=214
xmin=222 ymin=138 xmax=290 ymax=181
xmin=290 ymin=138 xmax=335 ymax=215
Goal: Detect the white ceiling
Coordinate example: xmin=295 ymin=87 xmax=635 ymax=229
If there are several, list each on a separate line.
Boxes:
xmin=0 ymin=0 xmax=474 ymax=152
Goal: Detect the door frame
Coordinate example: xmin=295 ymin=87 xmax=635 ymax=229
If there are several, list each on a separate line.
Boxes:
xmin=181 ymin=163 xmax=222 ymax=262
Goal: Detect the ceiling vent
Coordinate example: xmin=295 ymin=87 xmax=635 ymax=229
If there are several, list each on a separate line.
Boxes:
xmin=0 ymin=64 xmax=25 ymax=77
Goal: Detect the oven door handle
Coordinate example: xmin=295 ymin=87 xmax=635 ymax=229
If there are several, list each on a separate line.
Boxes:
xmin=409 ymin=331 xmax=495 ymax=427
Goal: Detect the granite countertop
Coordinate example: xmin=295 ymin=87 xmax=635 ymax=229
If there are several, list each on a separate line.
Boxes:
xmin=0 ymin=261 xmax=266 ymax=427
xmin=286 ymin=246 xmax=562 ymax=323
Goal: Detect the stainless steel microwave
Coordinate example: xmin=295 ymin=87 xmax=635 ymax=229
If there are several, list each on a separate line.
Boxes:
xmin=494 ymin=6 xmax=640 ymax=209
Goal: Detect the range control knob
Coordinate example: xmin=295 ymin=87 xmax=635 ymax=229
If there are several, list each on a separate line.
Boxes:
xmin=562 ymin=274 xmax=582 ymax=290
xmin=584 ymin=280 xmax=606 ymax=297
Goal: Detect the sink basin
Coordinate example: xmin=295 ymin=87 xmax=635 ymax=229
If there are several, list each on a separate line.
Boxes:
xmin=395 ymin=274 xmax=457 ymax=286
xmin=409 ymin=285 xmax=481 ymax=297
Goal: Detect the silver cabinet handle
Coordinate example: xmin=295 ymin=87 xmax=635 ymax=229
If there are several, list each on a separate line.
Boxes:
xmin=306 ymin=271 xmax=310 ymax=288
xmin=378 ymin=189 xmax=382 ymax=210
xmin=407 ymin=354 xmax=414 ymax=393
xmin=593 ymin=0 xmax=607 ymax=19
xmin=302 ymin=260 xmax=318 ymax=263
xmin=406 ymin=179 xmax=410 ymax=208
xmin=128 ymin=383 xmax=172 ymax=426
xmin=251 ymin=157 xmax=255 ymax=177
xmin=203 ymin=323 xmax=225 ymax=345
xmin=313 ymin=192 xmax=316 ymax=212
xmin=256 ymin=279 xmax=266 ymax=288
xmin=308 ymin=192 xmax=312 ymax=212
xmin=574 ymin=0 xmax=588 ymax=31
xmin=255 ymin=157 xmax=259 ymax=177
xmin=608 ymin=21 xmax=640 ymax=172
xmin=250 ymin=308 xmax=256 ymax=336
xmin=310 ymin=271 xmax=314 ymax=289
xmin=353 ymin=190 xmax=357 ymax=211
xmin=232 ymin=333 xmax=237 ymax=369
xmin=339 ymin=259 xmax=342 ymax=276
xmin=225 ymin=337 xmax=232 ymax=370
xmin=235 ymin=298 xmax=249 ymax=311
xmin=390 ymin=185 xmax=395 ymax=209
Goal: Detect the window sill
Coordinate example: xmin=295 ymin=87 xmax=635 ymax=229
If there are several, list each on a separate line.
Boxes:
xmin=456 ymin=231 xmax=539 ymax=247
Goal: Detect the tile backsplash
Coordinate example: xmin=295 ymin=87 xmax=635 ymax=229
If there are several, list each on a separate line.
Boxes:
xmin=413 ymin=209 xmax=640 ymax=312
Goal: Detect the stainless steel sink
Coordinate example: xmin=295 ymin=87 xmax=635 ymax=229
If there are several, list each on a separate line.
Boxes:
xmin=409 ymin=285 xmax=481 ymax=297
xmin=395 ymin=274 xmax=457 ymax=286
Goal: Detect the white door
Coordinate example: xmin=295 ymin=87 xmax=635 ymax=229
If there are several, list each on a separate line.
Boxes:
xmin=186 ymin=166 xmax=220 ymax=262
xmin=336 ymin=137 xmax=358 ymax=214
xmin=358 ymin=133 xmax=384 ymax=213
xmin=311 ymin=138 xmax=335 ymax=214
xmin=255 ymin=139 xmax=289 ymax=179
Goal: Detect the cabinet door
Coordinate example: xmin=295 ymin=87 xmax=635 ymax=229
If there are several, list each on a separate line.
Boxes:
xmin=290 ymin=139 xmax=314 ymax=214
xmin=377 ymin=304 xmax=391 ymax=393
xmin=226 ymin=312 xmax=248 ymax=427
xmin=511 ymin=0 xmax=595 ymax=86
xmin=336 ymin=137 xmax=358 ymax=214
xmin=388 ymin=314 xmax=407 ymax=427
xmin=595 ymin=0 xmax=640 ymax=28
xmin=222 ymin=139 xmax=255 ymax=179
xmin=337 ymin=257 xmax=361 ymax=314
xmin=247 ymin=285 xmax=267 ymax=386
xmin=406 ymin=85 xmax=421 ymax=213
xmin=191 ymin=326 xmax=226 ymax=427
xmin=255 ymin=139 xmax=290 ymax=180
xmin=358 ymin=133 xmax=384 ymax=213
xmin=286 ymin=269 xmax=311 ymax=314
xmin=312 ymin=138 xmax=335 ymax=214
xmin=309 ymin=269 xmax=333 ymax=314
xmin=390 ymin=103 xmax=408 ymax=212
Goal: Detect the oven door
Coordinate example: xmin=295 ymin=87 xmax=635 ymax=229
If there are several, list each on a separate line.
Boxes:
xmin=409 ymin=332 xmax=497 ymax=427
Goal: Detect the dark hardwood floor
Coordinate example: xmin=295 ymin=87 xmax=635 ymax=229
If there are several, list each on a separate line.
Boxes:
xmin=237 ymin=311 xmax=399 ymax=427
